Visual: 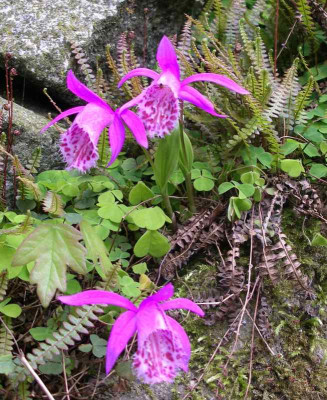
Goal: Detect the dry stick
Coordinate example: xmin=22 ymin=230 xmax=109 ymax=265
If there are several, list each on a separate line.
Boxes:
xmin=277 ymin=19 xmax=298 ymax=59
xmin=244 ymin=280 xmax=262 ymax=399
xmin=62 ymin=350 xmax=71 ymax=400
xmin=0 ymin=316 xmax=55 ymax=400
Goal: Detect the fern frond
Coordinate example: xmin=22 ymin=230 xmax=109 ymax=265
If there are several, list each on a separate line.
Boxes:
xmin=213 ymin=0 xmax=227 ymax=41
xmin=178 ymin=19 xmax=193 ymax=67
xmin=264 ymin=59 xmax=300 ymax=126
xmin=0 ymin=316 xmax=14 ymax=358
xmin=42 ymin=191 xmax=64 ymax=216
xmin=26 ymin=305 xmax=102 ymax=370
xmin=294 ymin=76 xmax=314 ymax=124
xmin=17 ymin=177 xmax=42 ymax=202
xmin=25 ymin=147 xmax=41 ymax=175
xmin=70 ymin=42 xmax=96 ymax=90
xmin=225 ymin=0 xmax=246 ymax=45
xmin=0 ymin=271 xmax=8 ymax=302
xmin=97 ymin=127 xmax=111 ymax=168
xmin=296 ymin=0 xmax=316 ymax=36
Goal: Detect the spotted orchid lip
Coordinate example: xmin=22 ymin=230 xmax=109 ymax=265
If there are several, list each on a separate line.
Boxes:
xmin=40 ymin=71 xmax=148 ymax=172
xmin=58 ymin=283 xmax=204 ymax=384
xmin=118 ymin=35 xmax=249 ymax=136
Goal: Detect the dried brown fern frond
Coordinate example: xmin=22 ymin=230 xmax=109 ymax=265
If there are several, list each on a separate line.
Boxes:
xmin=160 ymin=204 xmax=225 ymax=279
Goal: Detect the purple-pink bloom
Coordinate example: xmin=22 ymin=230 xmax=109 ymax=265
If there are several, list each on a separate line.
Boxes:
xmin=41 ymin=70 xmax=148 ymax=172
xmin=58 ymin=283 xmax=204 ymax=384
xmin=118 ymin=36 xmax=249 ymax=138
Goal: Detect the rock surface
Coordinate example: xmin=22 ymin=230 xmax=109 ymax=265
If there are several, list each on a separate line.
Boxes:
xmin=0 ymin=96 xmax=63 ymax=171
xmin=0 ymin=0 xmax=200 ymax=99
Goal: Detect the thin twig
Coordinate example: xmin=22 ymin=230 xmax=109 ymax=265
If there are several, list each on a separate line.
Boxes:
xmin=244 ymin=280 xmax=262 ymax=399
xmin=0 ymin=315 xmax=55 ymax=400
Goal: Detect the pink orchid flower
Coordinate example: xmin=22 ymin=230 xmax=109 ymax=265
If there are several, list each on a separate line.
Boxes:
xmin=118 ymin=35 xmax=249 ymax=138
xmin=58 ymin=283 xmax=204 ymax=384
xmin=41 ymin=70 xmax=148 ymax=172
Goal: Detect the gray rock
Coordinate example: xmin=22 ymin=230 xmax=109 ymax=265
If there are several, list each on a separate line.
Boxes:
xmin=0 ymin=0 xmax=201 ymax=100
xmin=0 ymin=96 xmax=63 ymax=171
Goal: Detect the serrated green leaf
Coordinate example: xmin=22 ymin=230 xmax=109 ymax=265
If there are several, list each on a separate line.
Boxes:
xmin=12 ymin=224 xmax=87 ymax=307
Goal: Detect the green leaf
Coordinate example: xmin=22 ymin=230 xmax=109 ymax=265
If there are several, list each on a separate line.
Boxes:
xmin=153 ymin=128 xmax=180 ymax=192
xmin=12 ymin=223 xmax=87 ymax=307
xmin=98 ymin=204 xmax=125 ymax=223
xmin=309 ymin=163 xmax=327 ymax=178
xmin=90 ymin=334 xmax=107 ymax=358
xmin=80 ymin=220 xmax=113 ymax=278
xmin=29 ymin=327 xmax=54 ymax=341
xmin=132 ymin=262 xmax=148 ymax=275
xmin=134 ymin=230 xmax=170 ymax=258
xmin=280 ymin=159 xmax=305 ymax=178
xmin=97 ymin=191 xmax=115 ymax=206
xmin=312 ymin=233 xmax=327 ymax=246
xmin=131 ymin=207 xmax=168 ymax=230
xmin=129 ymin=182 xmax=154 ymax=205
xmin=236 ymin=183 xmax=255 ymax=199
xmin=280 ymin=140 xmax=301 ymax=156
xmin=251 ymin=146 xmax=272 ymax=167
xmin=179 ymin=130 xmax=194 ymax=175
xmin=193 ymin=177 xmax=214 ymax=191
xmin=119 ymin=276 xmax=141 ymax=298
xmin=302 ymin=143 xmax=320 ymax=157
xmin=79 ymin=343 xmax=92 ymax=353
xmin=0 ymin=303 xmax=22 ymax=318
xmin=320 ymin=141 xmax=327 ymax=154
xmin=240 ymin=171 xmax=260 ymax=184
xmin=218 ymin=182 xmax=235 ymax=194
xmin=0 ymin=355 xmax=15 ymax=375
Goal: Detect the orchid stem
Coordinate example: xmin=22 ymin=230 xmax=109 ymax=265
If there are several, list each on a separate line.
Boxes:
xmin=142 ymin=148 xmax=154 ymax=169
xmin=179 ymin=103 xmax=196 ymax=214
xmin=162 ymin=188 xmax=174 ymax=219
xmin=143 ymin=148 xmax=174 ymax=220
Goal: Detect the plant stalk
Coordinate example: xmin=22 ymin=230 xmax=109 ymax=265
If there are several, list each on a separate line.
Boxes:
xmin=179 ymin=102 xmax=196 ymax=214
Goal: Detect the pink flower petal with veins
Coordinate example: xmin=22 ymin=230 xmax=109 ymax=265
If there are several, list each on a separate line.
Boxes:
xmin=58 ymin=283 xmax=204 ymax=384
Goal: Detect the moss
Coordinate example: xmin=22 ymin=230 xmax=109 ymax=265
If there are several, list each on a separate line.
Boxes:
xmin=170 ymin=208 xmax=327 ymax=399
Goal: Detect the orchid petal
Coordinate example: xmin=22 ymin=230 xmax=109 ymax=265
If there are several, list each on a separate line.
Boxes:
xmin=181 ymin=73 xmax=249 ymax=95
xmin=140 ymin=284 xmax=174 ymax=308
xmin=58 ymin=290 xmax=137 ymax=311
xmin=156 ymin=36 xmax=180 ymax=80
xmin=179 ymin=85 xmax=227 ymax=117
xmin=160 ymin=299 xmax=205 ymax=317
xmin=136 ymin=302 xmax=169 ymax=347
xmin=67 ymin=70 xmax=113 ymax=110
xmin=106 ymin=310 xmax=137 ymax=374
xmin=165 ymin=315 xmax=191 ymax=371
xmin=108 ymin=114 xmax=125 ymax=165
xmin=121 ymin=110 xmax=148 ymax=148
xmin=118 ymin=68 xmax=160 ymax=88
xmin=40 ymin=106 xmax=85 ymax=133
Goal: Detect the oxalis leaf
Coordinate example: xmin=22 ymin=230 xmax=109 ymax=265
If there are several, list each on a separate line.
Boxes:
xmin=12 ymin=223 xmax=87 ymax=307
